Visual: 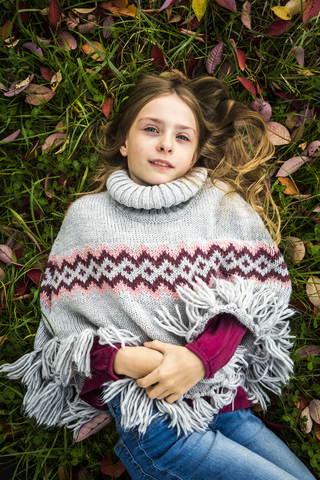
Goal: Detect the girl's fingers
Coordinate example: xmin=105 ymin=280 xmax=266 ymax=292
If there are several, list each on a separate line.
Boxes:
xmin=165 ymin=394 xmax=179 ymax=404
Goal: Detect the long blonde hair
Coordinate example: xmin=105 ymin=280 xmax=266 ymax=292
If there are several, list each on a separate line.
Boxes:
xmin=89 ymin=73 xmax=280 ymax=243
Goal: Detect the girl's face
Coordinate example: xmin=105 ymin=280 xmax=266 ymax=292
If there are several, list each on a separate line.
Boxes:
xmin=119 ymin=93 xmax=199 ymax=186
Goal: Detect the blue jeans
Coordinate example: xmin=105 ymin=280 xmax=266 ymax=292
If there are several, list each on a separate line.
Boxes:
xmin=107 ymin=393 xmax=315 ymax=480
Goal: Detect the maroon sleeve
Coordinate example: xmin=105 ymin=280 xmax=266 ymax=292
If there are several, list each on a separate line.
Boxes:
xmin=79 ymin=338 xmax=126 ymax=410
xmin=185 ymin=313 xmax=247 ymax=378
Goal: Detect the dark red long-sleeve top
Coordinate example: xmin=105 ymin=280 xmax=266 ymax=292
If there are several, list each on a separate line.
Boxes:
xmin=80 ymin=313 xmax=253 ymax=413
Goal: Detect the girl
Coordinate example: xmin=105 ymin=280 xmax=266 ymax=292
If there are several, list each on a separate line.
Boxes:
xmin=0 ymin=74 xmax=315 ymax=480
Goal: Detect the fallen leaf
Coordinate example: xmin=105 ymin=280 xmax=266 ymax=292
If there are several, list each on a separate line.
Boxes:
xmin=66 ymin=17 xmax=80 ymax=30
xmin=215 ymin=0 xmax=237 ymax=13
xmin=22 ymin=140 xmax=42 ymax=161
xmin=82 ymin=41 xmax=105 ymax=61
xmin=40 ymin=67 xmax=54 ymax=81
xmin=0 ymin=129 xmax=20 ymax=144
xmin=306 ymin=277 xmax=320 ymax=308
xmin=265 ymin=19 xmax=293 ymax=36
xmin=51 ymin=70 xmax=62 ymax=85
xmin=26 ymin=268 xmax=42 ymax=285
xmin=76 ymin=412 xmax=113 ymax=442
xmin=100 ymin=0 xmax=139 ymax=18
xmin=278 ymin=177 xmax=298 ymax=195
xmin=78 ymin=14 xmax=98 ymax=34
xmin=179 ymin=29 xmax=205 ymax=42
xmin=309 ymin=400 xmax=320 ymax=424
xmin=151 ymin=45 xmax=168 ymax=69
xmin=302 ymin=140 xmax=320 ymax=157
xmin=57 ymin=31 xmax=78 ymax=51
xmin=0 ymin=245 xmax=13 ymax=264
xmin=291 ymin=125 xmax=305 ymax=142
xmin=252 ymin=403 xmax=263 ymax=412
xmin=286 ymin=236 xmax=306 ymax=263
xmin=25 ymin=84 xmax=56 ymax=105
xmin=285 ymin=114 xmax=299 ymax=129
xmin=237 ymin=77 xmax=256 ymax=97
xmin=303 ymin=0 xmax=320 ymax=22
xmin=57 ymin=463 xmax=69 ymax=480
xmin=42 ymin=133 xmax=66 ymax=153
xmin=271 ymin=6 xmax=292 ymax=20
xmin=158 ymin=0 xmax=177 ymax=11
xmin=72 ymin=7 xmax=96 ymax=15
xmin=102 ymin=16 xmax=114 ymax=38
xmin=1 ymin=20 xmax=12 ymax=40
xmin=292 ymin=46 xmax=305 ymax=67
xmin=192 ymin=0 xmax=208 ymax=21
xmin=274 ymin=91 xmax=300 ymax=110
xmin=15 ymin=278 xmax=29 ymax=296
xmin=251 ymin=99 xmax=272 ymax=122
xmin=286 ymin=0 xmax=307 ymax=15
xmin=206 ymin=42 xmax=224 ymax=74
xmin=235 ymin=49 xmax=246 ymax=70
xmin=276 ymin=156 xmax=309 ymax=177
xmin=22 ymin=42 xmax=43 ymax=57
xmin=55 ymin=121 xmax=67 ymax=131
xmin=267 ymin=122 xmax=291 ymax=145
xmin=299 ymin=346 xmax=320 ymax=357
xmin=0 ymin=334 xmax=6 ymax=346
xmin=241 ymin=1 xmax=251 ymax=30
xmin=300 ymin=405 xmax=313 ymax=434
xmin=314 ymin=423 xmax=320 ymax=441
xmin=100 ymin=452 xmax=126 ymax=477
xmin=3 ymin=74 xmax=34 ymax=97
xmin=0 ymin=267 xmax=5 ymax=281
xmin=48 ymin=0 xmax=62 ymax=33
xmin=102 ymin=98 xmax=113 ymax=118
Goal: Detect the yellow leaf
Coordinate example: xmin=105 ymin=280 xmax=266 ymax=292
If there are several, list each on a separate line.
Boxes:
xmin=72 ymin=7 xmax=96 ymax=15
xmin=192 ymin=0 xmax=208 ymax=21
xmin=271 ymin=6 xmax=292 ymax=20
xmin=82 ymin=41 xmax=105 ymax=61
xmin=285 ymin=0 xmax=306 ymax=15
xmin=0 ymin=19 xmax=12 ymax=40
xmin=278 ymin=177 xmax=298 ymax=195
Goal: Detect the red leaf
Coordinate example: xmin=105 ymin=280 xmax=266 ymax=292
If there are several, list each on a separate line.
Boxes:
xmin=215 ymin=0 xmax=237 ymax=12
xmin=299 ymin=346 xmax=320 ymax=358
xmin=235 ymin=49 xmax=246 ymax=70
xmin=274 ymin=91 xmax=300 ymax=110
xmin=40 ymin=67 xmax=55 ymax=82
xmin=303 ymin=0 xmax=320 ymax=22
xmin=59 ymin=172 xmax=72 ymax=189
xmin=16 ymin=278 xmax=29 ymax=296
xmin=22 ymin=42 xmax=43 ymax=57
xmin=102 ymin=98 xmax=113 ymax=118
xmin=26 ymin=268 xmax=43 ymax=285
xmin=206 ymin=41 xmax=224 ymax=74
xmin=48 ymin=0 xmax=62 ymax=33
xmin=265 ymin=19 xmax=293 ymax=36
xmin=151 ymin=45 xmax=168 ymax=69
xmin=24 ymin=231 xmax=43 ymax=252
xmin=19 ymin=1 xmax=29 ymax=23
xmin=100 ymin=452 xmax=126 ymax=477
xmin=186 ymin=55 xmax=197 ymax=78
xmin=236 ymin=77 xmax=256 ymax=97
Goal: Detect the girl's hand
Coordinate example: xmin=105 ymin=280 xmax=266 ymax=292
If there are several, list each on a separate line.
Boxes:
xmin=136 ymin=340 xmax=205 ymax=404
xmin=113 ymin=346 xmax=163 ymax=379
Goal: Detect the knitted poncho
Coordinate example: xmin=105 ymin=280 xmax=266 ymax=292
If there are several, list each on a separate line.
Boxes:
xmin=0 ymin=168 xmax=294 ymax=439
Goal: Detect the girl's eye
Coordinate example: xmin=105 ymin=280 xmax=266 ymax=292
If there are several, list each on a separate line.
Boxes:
xmin=177 ymin=134 xmax=189 ymax=141
xmin=145 ymin=127 xmax=158 ymax=133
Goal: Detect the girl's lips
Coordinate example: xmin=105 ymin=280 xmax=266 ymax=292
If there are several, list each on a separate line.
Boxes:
xmin=149 ymin=160 xmax=173 ymax=169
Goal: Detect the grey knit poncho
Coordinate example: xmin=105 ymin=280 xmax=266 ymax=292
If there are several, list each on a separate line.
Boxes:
xmin=0 ymin=168 xmax=294 ymax=439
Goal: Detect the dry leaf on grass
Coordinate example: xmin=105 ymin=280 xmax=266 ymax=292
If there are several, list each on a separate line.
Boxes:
xmin=286 ymin=236 xmax=305 ymax=263
xmin=306 ymin=277 xmax=320 ymax=308
xmin=278 ymin=177 xmax=298 ymax=195
xmin=301 ymin=406 xmax=313 ymax=434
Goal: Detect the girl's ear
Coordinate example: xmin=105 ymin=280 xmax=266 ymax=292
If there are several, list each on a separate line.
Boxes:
xmin=119 ymin=141 xmax=127 ymax=157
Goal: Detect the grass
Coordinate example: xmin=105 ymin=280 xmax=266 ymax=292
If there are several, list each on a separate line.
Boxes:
xmin=1 ymin=0 xmax=320 ymax=478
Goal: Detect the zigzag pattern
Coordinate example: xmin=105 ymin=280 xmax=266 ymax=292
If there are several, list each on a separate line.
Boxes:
xmin=41 ymin=240 xmax=290 ymax=307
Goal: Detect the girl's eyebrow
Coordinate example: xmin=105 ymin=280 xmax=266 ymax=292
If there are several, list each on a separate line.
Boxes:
xmin=138 ymin=117 xmax=195 ymax=132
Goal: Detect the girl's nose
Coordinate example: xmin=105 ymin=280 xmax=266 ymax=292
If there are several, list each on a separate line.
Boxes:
xmin=157 ymin=135 xmax=173 ymax=153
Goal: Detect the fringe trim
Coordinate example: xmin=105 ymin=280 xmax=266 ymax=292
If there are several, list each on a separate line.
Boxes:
xmin=103 ymin=379 xmax=217 ymax=436
xmin=153 ymin=275 xmax=295 ymax=410
xmin=0 ymin=327 xmax=140 ymax=436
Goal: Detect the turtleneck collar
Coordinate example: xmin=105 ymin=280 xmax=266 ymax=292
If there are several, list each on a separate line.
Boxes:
xmin=106 ymin=168 xmax=208 ymax=210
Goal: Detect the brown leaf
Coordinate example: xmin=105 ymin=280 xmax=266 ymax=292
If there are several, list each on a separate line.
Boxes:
xmin=25 ymin=84 xmax=56 ymax=105
xmin=309 ymin=400 xmax=320 ymax=424
xmin=102 ymin=16 xmax=114 ymax=38
xmin=303 ymin=0 xmax=320 ymax=22
xmin=314 ymin=422 xmax=320 ymax=441
xmin=302 ymin=140 xmax=320 ymax=158
xmin=57 ymin=31 xmax=78 ymax=51
xmin=206 ymin=42 xmax=224 ymax=74
xmin=267 ymin=122 xmax=291 ymax=145
xmin=44 ymin=173 xmax=55 ymax=198
xmin=42 ymin=133 xmax=66 ymax=153
xmin=265 ymin=19 xmax=293 ymax=36
xmin=151 ymin=45 xmax=168 ymax=69
xmin=276 ymin=156 xmax=309 ymax=177
xmin=100 ymin=452 xmax=126 ymax=477
xmin=299 ymin=346 xmax=320 ymax=358
xmin=40 ymin=67 xmax=55 ymax=81
xmin=66 ymin=17 xmax=80 ymax=30
xmin=285 ymin=114 xmax=299 ymax=129
xmin=241 ymin=1 xmax=251 ymax=29
xmin=286 ymin=236 xmax=305 ymax=264
xmin=301 ymin=406 xmax=313 ymax=434
xmin=291 ymin=125 xmax=305 ymax=142
xmin=0 ymin=129 xmax=20 ymax=144
xmin=0 ymin=334 xmax=6 ymax=346
xmin=278 ymin=177 xmax=298 ymax=195
xmin=0 ymin=267 xmax=5 ymax=281
xmin=306 ymin=276 xmax=320 ymax=308
xmin=72 ymin=7 xmax=96 ymax=15
xmin=78 ymin=14 xmax=97 ymax=34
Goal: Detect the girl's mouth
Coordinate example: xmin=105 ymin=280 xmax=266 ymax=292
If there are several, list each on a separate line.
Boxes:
xmin=149 ymin=161 xmax=173 ymax=169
